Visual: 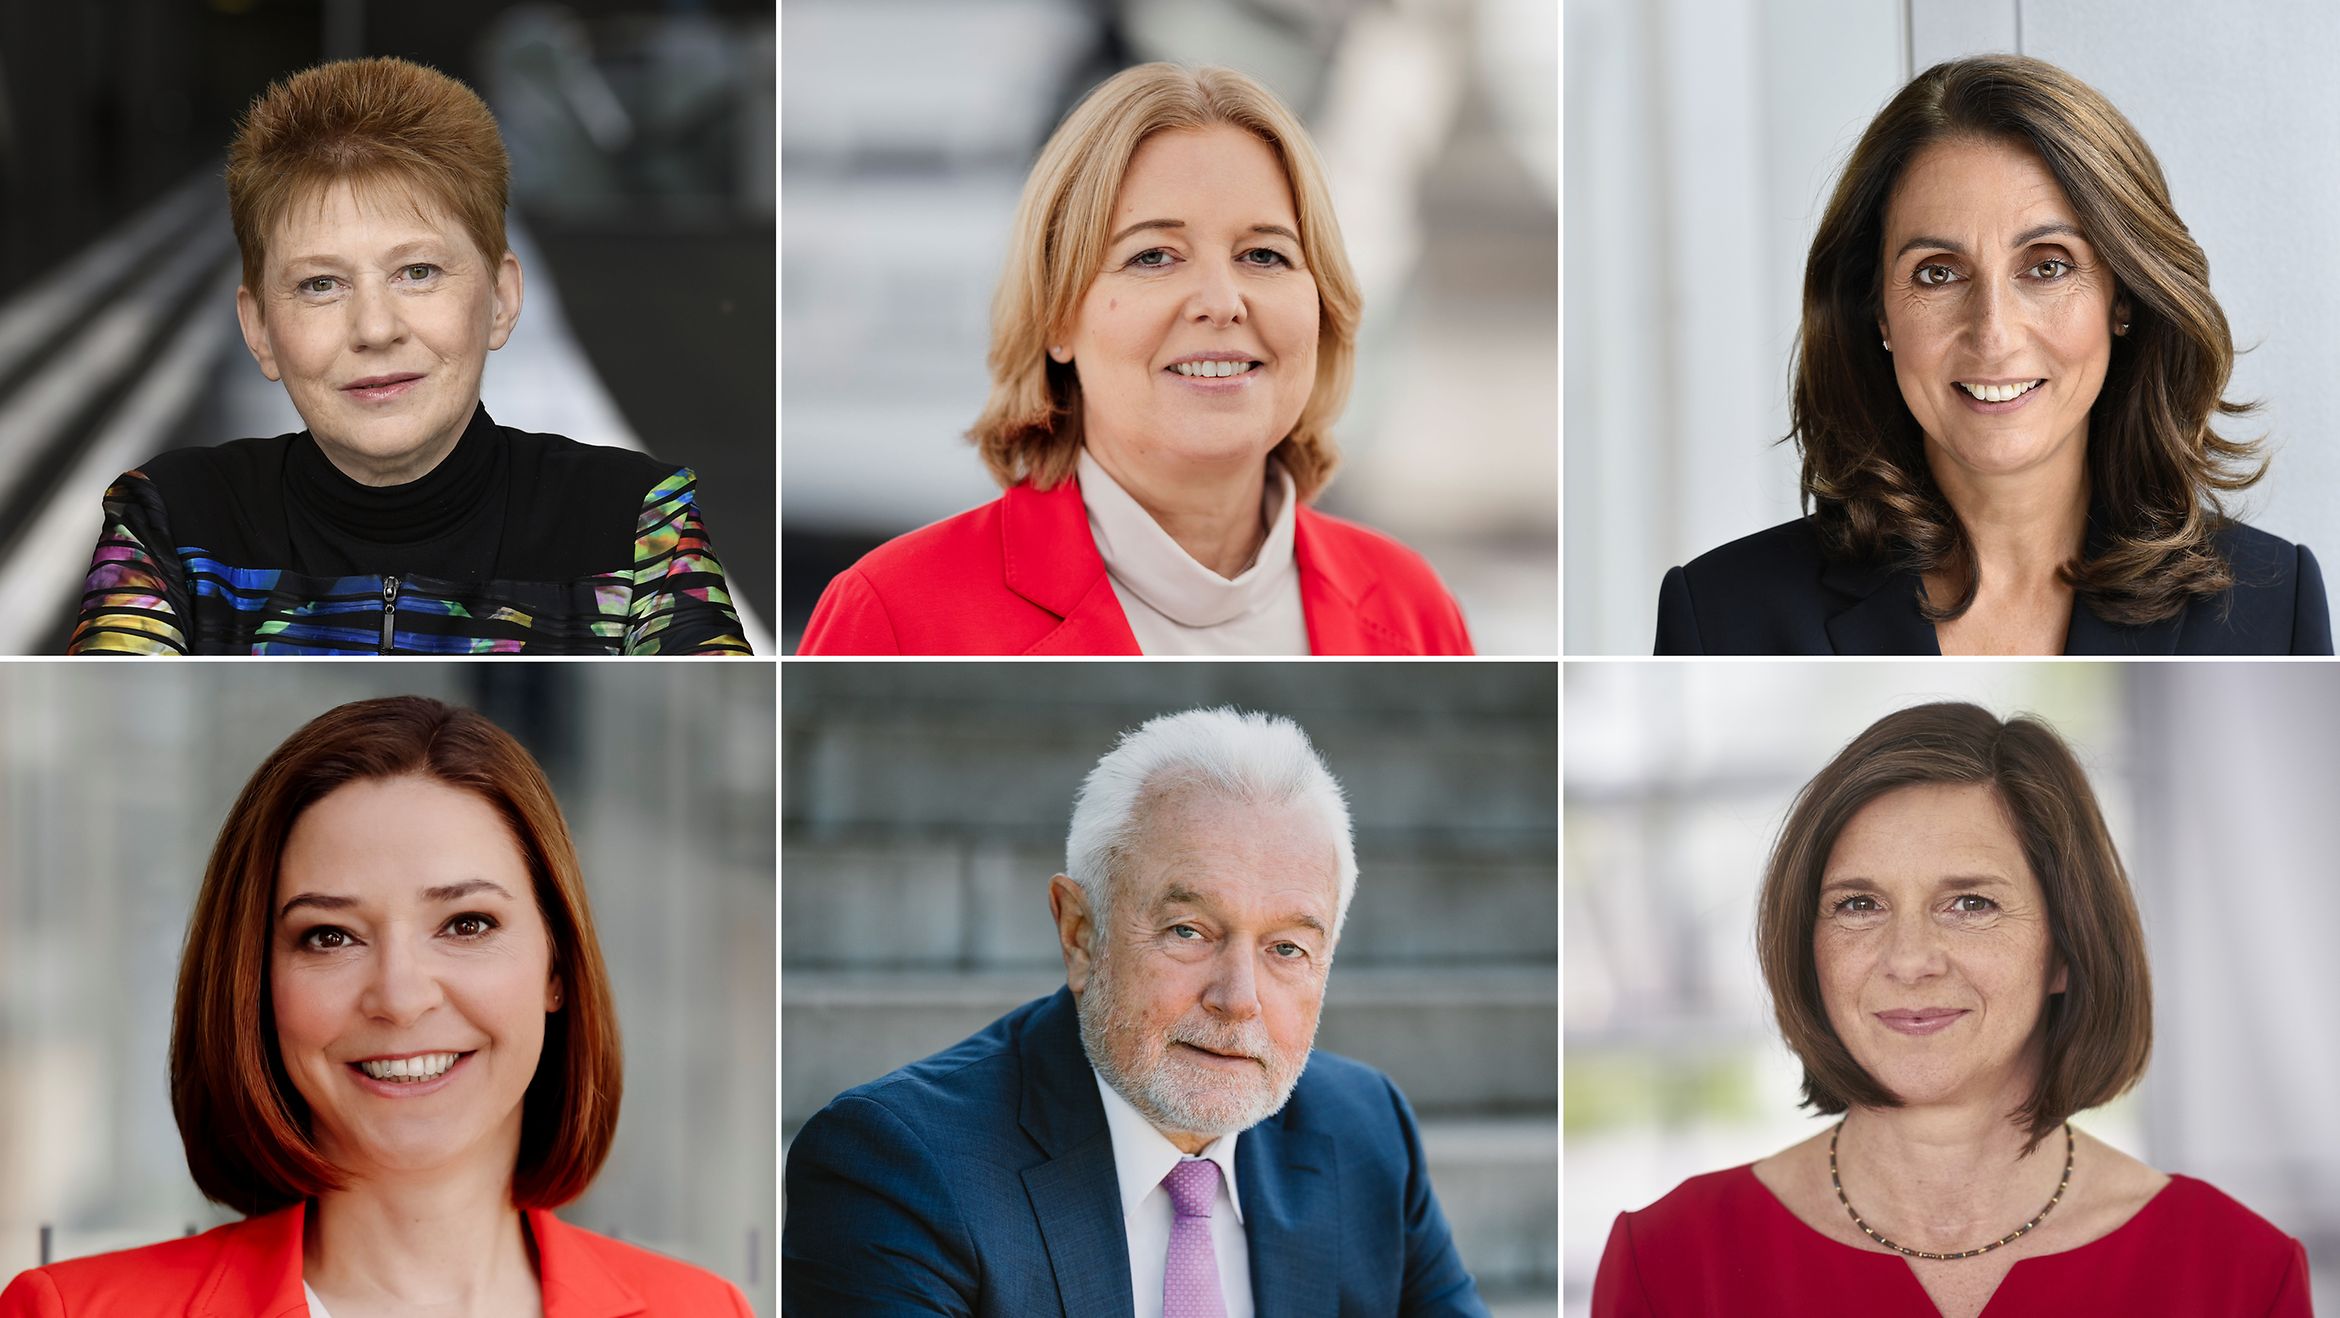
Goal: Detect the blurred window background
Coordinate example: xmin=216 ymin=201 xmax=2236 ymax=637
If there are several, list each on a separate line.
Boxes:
xmin=0 ymin=1 xmax=775 ymax=653
xmin=779 ymin=0 xmax=1557 ymax=655
xmin=0 ymin=663 xmax=775 ymax=1314
xmin=1565 ymin=0 xmax=2340 ymax=653
xmin=1563 ymin=661 xmax=2340 ymax=1315
xmin=783 ymin=662 xmax=1558 ymax=1314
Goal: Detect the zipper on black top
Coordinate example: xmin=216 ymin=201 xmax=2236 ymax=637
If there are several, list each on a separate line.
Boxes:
xmin=380 ymin=574 xmax=400 ymax=653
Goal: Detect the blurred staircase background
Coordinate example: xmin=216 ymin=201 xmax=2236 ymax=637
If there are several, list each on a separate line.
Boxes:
xmin=783 ymin=662 xmax=1558 ymax=1312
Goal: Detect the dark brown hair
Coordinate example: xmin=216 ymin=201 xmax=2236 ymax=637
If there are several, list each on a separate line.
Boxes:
xmin=227 ymin=57 xmax=510 ymax=297
xmin=171 ymin=696 xmax=621 ymax=1214
xmin=1757 ymin=702 xmax=2151 ymax=1149
xmin=1792 ymin=55 xmax=2261 ymax=625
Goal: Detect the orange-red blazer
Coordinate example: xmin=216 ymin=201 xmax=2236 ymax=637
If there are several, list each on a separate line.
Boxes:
xmin=0 ymin=1202 xmax=751 ymax=1317
xmin=797 ymin=477 xmax=1475 ymax=655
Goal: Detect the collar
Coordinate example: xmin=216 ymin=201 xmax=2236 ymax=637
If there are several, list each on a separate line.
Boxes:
xmin=1077 ymin=448 xmax=1297 ymax=629
xmin=285 ymin=402 xmax=500 ymax=546
xmin=1090 ymin=1066 xmax=1247 ymax=1228
xmin=188 ymin=1201 xmax=646 ymax=1318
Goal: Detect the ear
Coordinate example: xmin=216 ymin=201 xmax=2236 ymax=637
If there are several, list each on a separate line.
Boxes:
xmin=2111 ymin=296 xmax=2132 ymax=337
xmin=545 ymin=970 xmax=564 ymax=1013
xmin=235 ymin=285 xmax=283 ymax=382
xmin=1046 ymin=342 xmax=1072 ymax=364
xmin=487 ymin=250 xmax=525 ymax=351
xmin=1049 ymin=873 xmax=1098 ymax=995
xmin=2048 ymin=955 xmax=2069 ymax=996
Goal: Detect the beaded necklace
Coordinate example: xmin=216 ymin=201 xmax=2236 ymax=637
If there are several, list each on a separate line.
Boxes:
xmin=1829 ymin=1119 xmax=2073 ymax=1261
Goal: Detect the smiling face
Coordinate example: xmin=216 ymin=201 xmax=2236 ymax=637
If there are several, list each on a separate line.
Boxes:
xmin=1055 ymin=124 xmax=1321 ymax=488
xmin=1878 ymin=136 xmax=2124 ymax=488
xmin=1064 ymin=786 xmax=1339 ymax=1149
xmin=235 ymin=179 xmax=523 ymax=487
xmin=270 ymin=774 xmax=558 ymax=1182
xmin=1815 ymin=782 xmax=2068 ymax=1110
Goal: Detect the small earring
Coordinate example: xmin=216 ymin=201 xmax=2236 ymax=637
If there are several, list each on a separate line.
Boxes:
xmin=2116 ymin=321 xmax=2130 ymax=335
xmin=1881 ymin=339 xmax=1892 ymax=351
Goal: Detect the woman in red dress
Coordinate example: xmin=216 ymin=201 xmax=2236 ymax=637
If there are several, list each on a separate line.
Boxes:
xmin=1594 ymin=702 xmax=2310 ymax=1317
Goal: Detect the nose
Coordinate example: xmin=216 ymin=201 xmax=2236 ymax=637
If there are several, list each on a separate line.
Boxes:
xmin=358 ymin=934 xmax=443 ymax=1026
xmin=348 ymin=274 xmax=405 ymax=350
xmin=1966 ymin=273 xmax=2023 ymax=361
xmin=1186 ymin=255 xmax=1247 ymax=329
xmin=1880 ymin=911 xmax=1948 ymax=983
xmin=1199 ymin=943 xmax=1262 ymax=1022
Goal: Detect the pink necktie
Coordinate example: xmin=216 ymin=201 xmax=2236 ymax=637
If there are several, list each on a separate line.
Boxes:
xmin=1162 ymin=1158 xmax=1228 ymax=1318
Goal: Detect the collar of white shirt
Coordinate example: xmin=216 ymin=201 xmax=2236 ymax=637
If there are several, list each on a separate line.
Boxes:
xmin=1091 ymin=1065 xmax=1247 ymax=1226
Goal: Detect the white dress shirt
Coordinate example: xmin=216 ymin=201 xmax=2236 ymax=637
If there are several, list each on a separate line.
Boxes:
xmin=1077 ymin=448 xmax=1308 ymax=656
xmin=1093 ymin=1068 xmax=1256 ymax=1318
xmin=304 ymin=1282 xmax=332 ymax=1317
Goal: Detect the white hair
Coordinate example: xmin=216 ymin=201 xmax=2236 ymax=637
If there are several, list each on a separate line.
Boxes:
xmin=1064 ymin=706 xmax=1358 ymax=937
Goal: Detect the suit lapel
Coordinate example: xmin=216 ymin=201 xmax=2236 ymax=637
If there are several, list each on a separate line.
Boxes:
xmin=1820 ymin=556 xmax=1940 ymax=655
xmin=1019 ymin=988 xmax=1137 ymax=1318
xmin=190 ymin=1204 xmax=310 ymax=1318
xmin=1237 ymin=1109 xmax=1340 ymax=1318
xmin=1293 ymin=508 xmax=1397 ymax=655
xmin=999 ymin=480 xmax=1143 ymax=655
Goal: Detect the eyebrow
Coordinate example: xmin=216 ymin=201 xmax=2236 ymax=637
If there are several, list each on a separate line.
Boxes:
xmin=1819 ymin=873 xmax=2015 ymax=899
xmin=279 ymin=878 xmax=517 ymax=920
xmin=279 ymin=240 xmax=452 ymax=271
xmin=1153 ymin=883 xmax=1329 ymax=937
xmin=1106 ymin=219 xmax=1303 ymax=247
xmin=1893 ymin=222 xmax=2085 ymax=263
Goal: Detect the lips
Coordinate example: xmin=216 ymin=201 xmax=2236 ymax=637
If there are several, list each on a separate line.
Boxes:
xmin=1174 ymin=1040 xmax=1261 ymax=1066
xmin=1875 ymin=1008 xmax=1969 ymax=1036
xmin=341 ymin=372 xmax=424 ymax=402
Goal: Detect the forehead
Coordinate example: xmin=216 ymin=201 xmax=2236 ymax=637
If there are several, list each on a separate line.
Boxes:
xmin=1824 ymin=781 xmax=2035 ymax=887
xmin=1883 ymin=136 xmax=2079 ymax=244
xmin=277 ymin=775 xmax=530 ymax=897
xmin=265 ymin=176 xmax=478 ymax=266
xmin=1114 ymin=124 xmax=1299 ymax=224
xmin=1123 ymin=786 xmax=1339 ymax=916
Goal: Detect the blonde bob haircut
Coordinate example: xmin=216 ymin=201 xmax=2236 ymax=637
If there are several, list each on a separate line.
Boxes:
xmin=971 ymin=63 xmax=1362 ymax=501
xmin=227 ymin=57 xmax=511 ymax=300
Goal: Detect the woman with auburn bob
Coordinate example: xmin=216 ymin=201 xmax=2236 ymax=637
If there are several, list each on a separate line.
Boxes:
xmin=0 ymin=697 xmax=748 ymax=1316
xmin=69 ymin=58 xmax=748 ymax=655
xmin=798 ymin=63 xmax=1473 ymax=655
xmin=1656 ymin=56 xmax=2330 ymax=655
xmin=1594 ymin=703 xmax=2310 ymax=1318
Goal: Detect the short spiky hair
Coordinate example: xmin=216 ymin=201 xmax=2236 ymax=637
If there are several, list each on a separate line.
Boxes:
xmin=226 ymin=56 xmax=510 ymax=296
xmin=1064 ymin=706 xmax=1358 ymax=936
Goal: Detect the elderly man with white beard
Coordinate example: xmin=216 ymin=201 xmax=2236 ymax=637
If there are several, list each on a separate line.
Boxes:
xmin=783 ymin=707 xmax=1488 ymax=1317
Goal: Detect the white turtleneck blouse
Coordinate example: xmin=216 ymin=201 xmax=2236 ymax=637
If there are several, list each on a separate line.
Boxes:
xmin=1076 ymin=448 xmax=1309 ymax=655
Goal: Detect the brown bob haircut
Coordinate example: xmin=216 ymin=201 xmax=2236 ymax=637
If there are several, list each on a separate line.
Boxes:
xmin=1757 ymin=702 xmax=2151 ymax=1151
xmin=1793 ymin=55 xmax=2262 ymax=626
xmin=970 ymin=62 xmax=1363 ymax=501
xmin=227 ymin=56 xmax=511 ymax=298
xmin=171 ymin=696 xmax=620 ymax=1215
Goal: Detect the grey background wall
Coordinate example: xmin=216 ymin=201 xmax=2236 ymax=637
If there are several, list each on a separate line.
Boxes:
xmin=1566 ymin=0 xmax=2340 ymax=652
xmin=0 ymin=664 xmax=777 ymax=1315
xmin=781 ymin=662 xmax=1559 ymax=1312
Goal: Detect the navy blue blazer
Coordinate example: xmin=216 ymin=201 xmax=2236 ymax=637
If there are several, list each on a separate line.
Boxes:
xmin=782 ymin=987 xmax=1488 ymax=1317
xmin=1655 ymin=516 xmax=2333 ymax=655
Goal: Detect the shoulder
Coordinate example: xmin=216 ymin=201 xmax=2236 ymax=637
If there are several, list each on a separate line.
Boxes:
xmin=2141 ymin=1175 xmax=2303 ymax=1259
xmin=0 ymin=1218 xmax=260 ymax=1313
xmin=132 ymin=433 xmax=298 ymax=497
xmin=1615 ymin=1165 xmax=1770 ymax=1239
xmin=840 ymin=491 xmax=1017 ymax=587
xmin=2212 ymin=519 xmax=2321 ymax=599
xmin=798 ymin=490 xmax=1044 ymax=654
xmin=1292 ymin=505 xmax=1473 ymax=652
xmin=498 ymin=425 xmax=680 ymax=497
xmin=115 ymin=436 xmax=301 ymax=553
xmin=535 ymin=1214 xmax=749 ymax=1313
xmin=1676 ymin=516 xmax=1833 ymax=586
xmin=1273 ymin=1050 xmax=1432 ymax=1162
xmin=1659 ymin=517 xmax=1847 ymax=654
xmin=2178 ymin=519 xmax=2330 ymax=654
xmin=1295 ymin=504 xmax=1447 ymax=587
xmin=791 ymin=992 xmax=1056 ymax=1162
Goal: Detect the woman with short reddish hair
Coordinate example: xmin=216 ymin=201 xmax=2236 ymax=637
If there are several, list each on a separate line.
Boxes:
xmin=0 ymin=696 xmax=747 ymax=1316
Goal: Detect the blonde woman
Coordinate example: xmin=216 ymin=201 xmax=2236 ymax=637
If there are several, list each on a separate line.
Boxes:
xmin=799 ymin=63 xmax=1472 ymax=656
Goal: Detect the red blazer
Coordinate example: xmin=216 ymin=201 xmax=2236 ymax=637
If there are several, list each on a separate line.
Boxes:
xmin=0 ymin=1202 xmax=751 ymax=1317
xmin=797 ymin=477 xmax=1475 ymax=655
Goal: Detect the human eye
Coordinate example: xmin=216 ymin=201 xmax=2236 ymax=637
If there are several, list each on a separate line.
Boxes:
xmin=443 ymin=911 xmax=500 ymax=940
xmin=2028 ymin=258 xmax=2073 ymax=280
xmin=1124 ymin=247 xmax=1177 ymax=270
xmin=398 ymin=263 xmax=442 ymax=284
xmin=1240 ymin=246 xmax=1294 ymax=269
xmin=1168 ymin=923 xmax=1203 ymax=940
xmin=1269 ymin=940 xmax=1307 ymax=959
xmin=1947 ymin=894 xmax=2001 ymax=915
xmin=1912 ymin=263 xmax=1959 ymax=288
xmin=297 ymin=924 xmax=357 ymax=952
xmin=295 ymin=275 xmax=342 ymax=297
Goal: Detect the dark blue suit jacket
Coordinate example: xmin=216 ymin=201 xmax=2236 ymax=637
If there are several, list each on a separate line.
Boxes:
xmin=782 ymin=987 xmax=1488 ymax=1317
xmin=1655 ymin=516 xmax=2332 ymax=655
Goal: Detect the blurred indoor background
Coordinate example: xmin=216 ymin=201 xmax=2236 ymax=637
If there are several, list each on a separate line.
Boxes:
xmin=782 ymin=662 xmax=1558 ymax=1314
xmin=0 ymin=0 xmax=775 ymax=653
xmin=1563 ymin=662 xmax=2340 ymax=1315
xmin=0 ymin=663 xmax=776 ymax=1314
xmin=1565 ymin=0 xmax=2340 ymax=653
xmin=779 ymin=0 xmax=1557 ymax=655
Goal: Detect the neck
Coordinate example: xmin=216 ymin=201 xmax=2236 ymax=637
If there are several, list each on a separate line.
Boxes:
xmin=1926 ymin=443 xmax=2090 ymax=590
xmin=317 ymin=423 xmax=467 ymax=489
xmin=1084 ymin=443 xmax=1270 ymax=579
xmin=1836 ymin=1101 xmax=2065 ymax=1254
xmin=305 ymin=1163 xmax=536 ymax=1308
